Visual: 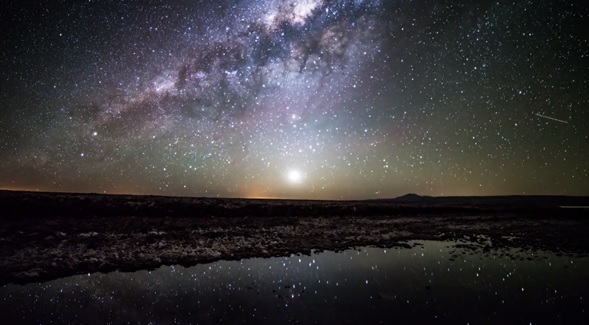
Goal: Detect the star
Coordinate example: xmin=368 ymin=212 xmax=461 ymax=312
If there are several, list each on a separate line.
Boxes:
xmin=287 ymin=169 xmax=304 ymax=185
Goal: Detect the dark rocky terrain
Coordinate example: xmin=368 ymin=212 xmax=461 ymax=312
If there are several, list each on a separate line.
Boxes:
xmin=1 ymin=190 xmax=588 ymax=285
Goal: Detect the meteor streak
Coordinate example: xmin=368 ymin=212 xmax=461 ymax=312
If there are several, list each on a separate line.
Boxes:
xmin=535 ymin=113 xmax=568 ymax=124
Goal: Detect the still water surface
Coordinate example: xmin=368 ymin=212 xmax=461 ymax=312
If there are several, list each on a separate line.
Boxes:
xmin=1 ymin=240 xmax=587 ymax=324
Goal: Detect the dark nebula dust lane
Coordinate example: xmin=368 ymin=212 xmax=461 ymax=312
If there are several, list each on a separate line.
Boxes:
xmin=0 ymin=0 xmax=587 ymax=199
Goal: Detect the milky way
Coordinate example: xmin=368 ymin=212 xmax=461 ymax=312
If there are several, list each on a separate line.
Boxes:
xmin=1 ymin=0 xmax=587 ymax=198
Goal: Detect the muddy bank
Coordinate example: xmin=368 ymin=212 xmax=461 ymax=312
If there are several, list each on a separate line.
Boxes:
xmin=2 ymin=213 xmax=588 ymax=285
xmin=0 ymin=190 xmax=588 ymax=285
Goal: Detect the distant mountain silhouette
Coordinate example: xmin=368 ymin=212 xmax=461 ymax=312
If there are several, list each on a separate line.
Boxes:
xmin=393 ymin=193 xmax=431 ymax=202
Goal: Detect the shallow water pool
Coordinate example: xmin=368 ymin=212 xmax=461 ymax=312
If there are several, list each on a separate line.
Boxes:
xmin=1 ymin=240 xmax=587 ymax=323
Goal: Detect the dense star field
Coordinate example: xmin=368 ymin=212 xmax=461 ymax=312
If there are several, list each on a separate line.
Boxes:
xmin=0 ymin=0 xmax=587 ymax=199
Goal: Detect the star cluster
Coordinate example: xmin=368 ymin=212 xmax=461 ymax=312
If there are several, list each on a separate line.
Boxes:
xmin=0 ymin=0 xmax=587 ymax=198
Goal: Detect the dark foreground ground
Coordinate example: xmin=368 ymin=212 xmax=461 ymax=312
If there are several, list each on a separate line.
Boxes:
xmin=1 ymin=190 xmax=588 ymax=285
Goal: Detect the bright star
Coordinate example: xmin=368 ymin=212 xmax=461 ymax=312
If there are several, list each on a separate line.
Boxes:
xmin=287 ymin=169 xmax=303 ymax=184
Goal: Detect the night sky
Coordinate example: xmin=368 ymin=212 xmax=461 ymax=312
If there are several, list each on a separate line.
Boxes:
xmin=1 ymin=0 xmax=587 ymax=199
